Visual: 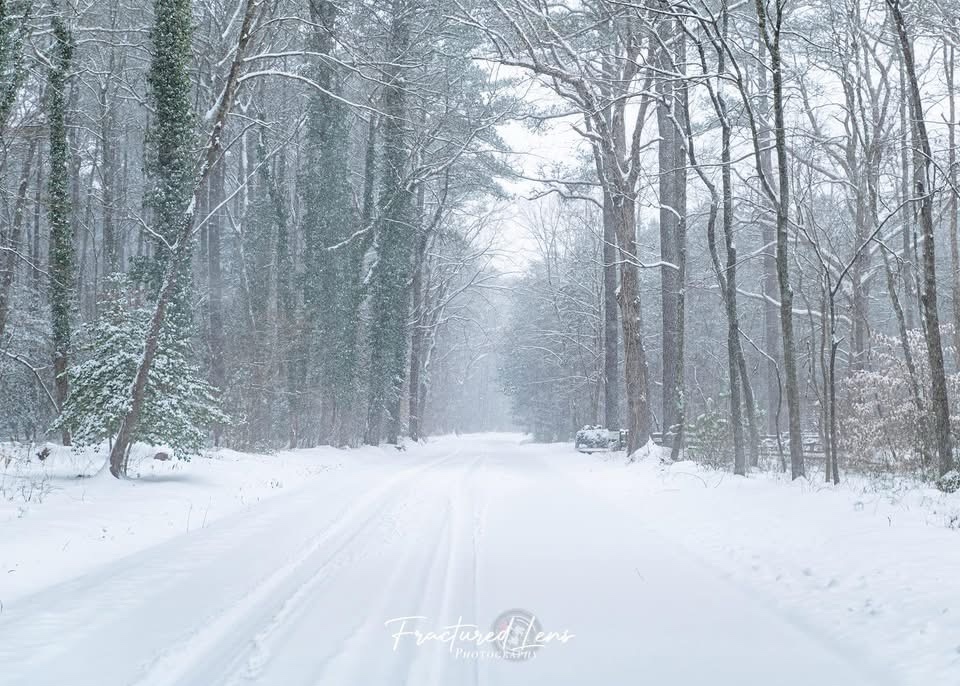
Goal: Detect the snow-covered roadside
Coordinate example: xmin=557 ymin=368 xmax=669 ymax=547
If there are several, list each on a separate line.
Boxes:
xmin=547 ymin=448 xmax=960 ymax=686
xmin=4 ymin=435 xmax=958 ymax=684
xmin=0 ymin=441 xmax=418 ymax=604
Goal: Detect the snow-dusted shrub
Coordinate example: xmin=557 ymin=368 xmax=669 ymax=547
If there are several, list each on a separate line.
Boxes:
xmin=685 ymin=398 xmax=733 ymax=469
xmin=53 ymin=278 xmax=229 ymax=460
xmin=840 ymin=329 xmax=960 ymax=475
xmin=937 ymin=470 xmax=960 ymax=494
xmin=575 ymin=426 xmax=611 ymax=451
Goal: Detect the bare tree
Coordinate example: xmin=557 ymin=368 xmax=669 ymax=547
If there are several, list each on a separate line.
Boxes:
xmin=456 ymin=0 xmax=656 ymax=451
xmin=887 ymin=0 xmax=955 ymax=478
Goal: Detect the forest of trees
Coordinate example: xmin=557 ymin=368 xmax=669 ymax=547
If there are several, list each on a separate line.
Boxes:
xmin=1 ymin=0 xmax=959 ymax=488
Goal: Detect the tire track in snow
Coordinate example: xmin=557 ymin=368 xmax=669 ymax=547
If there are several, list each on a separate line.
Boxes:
xmin=129 ymin=448 xmax=464 ymax=686
xmin=401 ymin=452 xmax=484 ymax=686
xmin=306 ymin=452 xmax=485 ymax=686
xmin=0 ymin=468 xmax=381 ymax=683
xmin=233 ymin=461 xmax=462 ymax=685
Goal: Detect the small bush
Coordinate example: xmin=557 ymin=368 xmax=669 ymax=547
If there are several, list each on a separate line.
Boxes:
xmin=686 ymin=399 xmax=733 ymax=469
xmin=936 ymin=470 xmax=960 ymax=494
xmin=840 ymin=329 xmax=960 ymax=479
xmin=575 ymin=426 xmax=611 ymax=451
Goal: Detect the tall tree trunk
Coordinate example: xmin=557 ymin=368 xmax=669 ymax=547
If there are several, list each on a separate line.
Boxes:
xmin=407 ymin=305 xmax=425 ymax=442
xmin=716 ymin=4 xmax=753 ymax=472
xmin=67 ymin=78 xmax=82 ymax=311
xmin=656 ymin=31 xmax=680 ymax=444
xmin=99 ymin=1 xmax=121 ymax=275
xmin=32 ymin=155 xmax=42 ymax=294
xmin=850 ymin=195 xmax=869 ymax=371
xmin=597 ymin=12 xmax=620 ymax=433
xmin=881 ymin=247 xmax=923 ymax=412
xmin=757 ymin=33 xmax=780 ymax=438
xmin=946 ymin=42 xmax=960 ymax=367
xmin=365 ymin=0 xmax=414 ymax=446
xmin=755 ymin=0 xmax=804 ymax=478
xmin=275 ymin=143 xmax=299 ymax=449
xmin=407 ymin=189 xmax=430 ymax=443
xmin=706 ymin=192 xmax=745 ymax=474
xmin=889 ymin=0 xmax=955 ymax=477
xmin=109 ymin=0 xmax=259 ymax=476
xmin=602 ymin=191 xmax=620 ymax=429
xmin=47 ymin=14 xmax=74 ymax=445
xmin=407 ymin=255 xmax=429 ymax=442
xmin=899 ymin=52 xmax=916 ymax=330
xmin=0 ymin=141 xmax=35 ymax=339
xmin=669 ymin=29 xmax=688 ymax=462
xmin=614 ymin=192 xmax=652 ymax=454
xmin=206 ymin=157 xmax=226 ymax=445
xmin=100 ymin=82 xmax=119 ymax=274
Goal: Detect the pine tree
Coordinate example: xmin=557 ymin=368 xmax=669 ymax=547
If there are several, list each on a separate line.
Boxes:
xmin=55 ymin=277 xmax=228 ymax=459
xmin=47 ymin=10 xmax=73 ymax=445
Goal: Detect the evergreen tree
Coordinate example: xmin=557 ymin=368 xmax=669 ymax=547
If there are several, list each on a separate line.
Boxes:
xmin=55 ymin=277 xmax=228 ymax=459
xmin=47 ymin=10 xmax=73 ymax=445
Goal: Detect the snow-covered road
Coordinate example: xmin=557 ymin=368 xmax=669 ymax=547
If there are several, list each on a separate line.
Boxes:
xmin=0 ymin=435 xmax=923 ymax=685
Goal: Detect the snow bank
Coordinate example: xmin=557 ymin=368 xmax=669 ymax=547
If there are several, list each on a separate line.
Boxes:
xmin=0 ymin=441 xmax=411 ymax=604
xmin=552 ymin=451 xmax=960 ymax=685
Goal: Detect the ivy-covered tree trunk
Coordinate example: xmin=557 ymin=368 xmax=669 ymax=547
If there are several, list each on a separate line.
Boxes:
xmin=47 ymin=12 xmax=74 ymax=446
xmin=0 ymin=0 xmax=29 ymax=138
xmin=110 ymin=0 xmax=194 ymax=477
xmin=144 ymin=0 xmax=193 ymax=293
xmin=107 ymin=0 xmax=258 ymax=476
xmin=365 ymin=0 xmax=414 ymax=446
xmin=242 ymin=129 xmax=288 ymax=450
xmin=298 ymin=0 xmax=358 ymax=446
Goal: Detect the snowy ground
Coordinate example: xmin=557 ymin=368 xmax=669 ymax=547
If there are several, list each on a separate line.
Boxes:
xmin=0 ymin=434 xmax=957 ymax=685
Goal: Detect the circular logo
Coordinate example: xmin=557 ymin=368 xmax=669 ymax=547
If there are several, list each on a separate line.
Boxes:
xmin=491 ymin=608 xmax=543 ymax=660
